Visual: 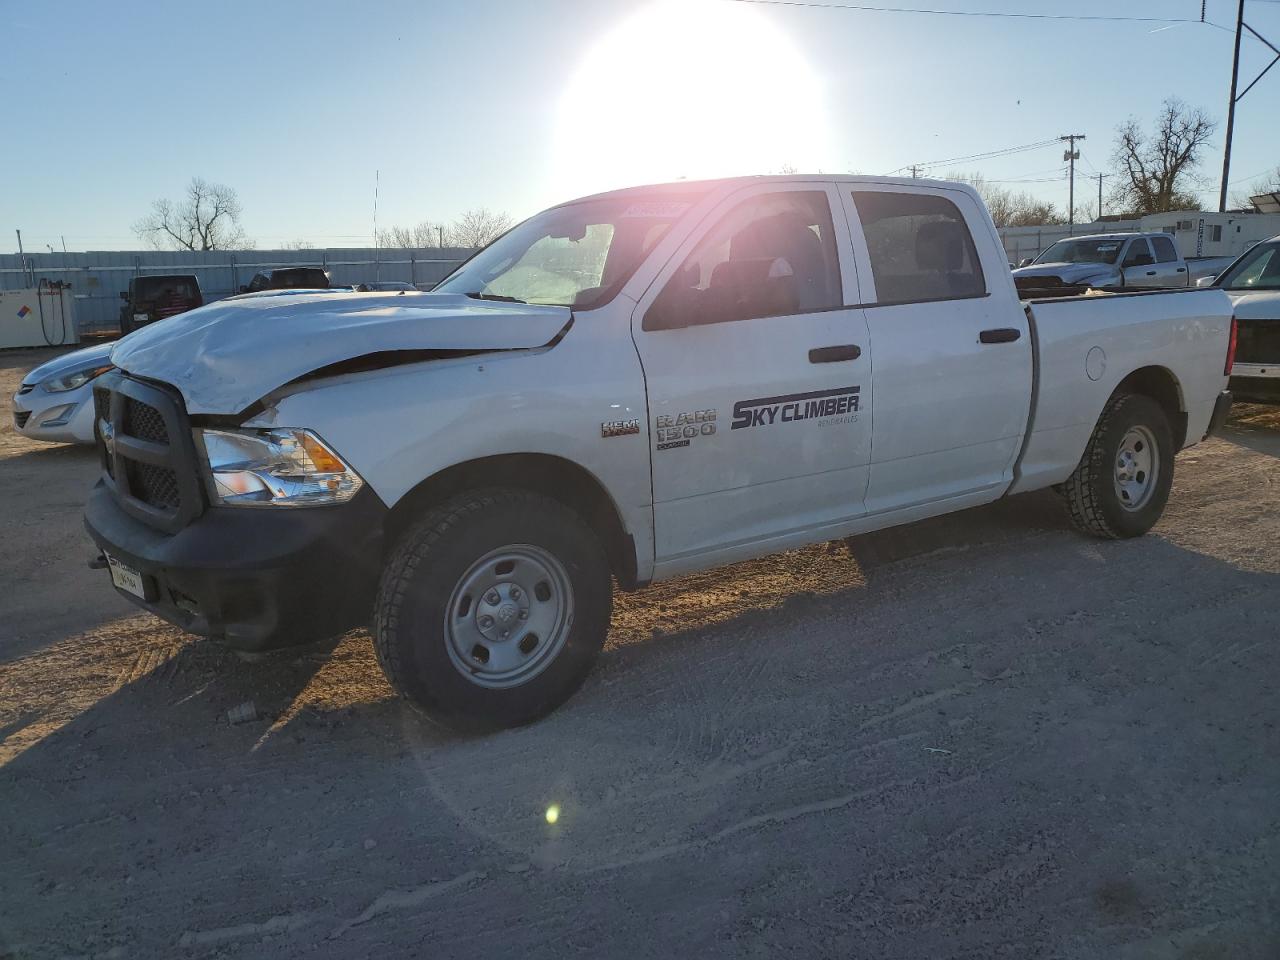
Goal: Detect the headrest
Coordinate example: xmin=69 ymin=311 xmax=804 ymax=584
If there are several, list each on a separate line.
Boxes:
xmin=916 ymin=219 xmax=967 ymax=272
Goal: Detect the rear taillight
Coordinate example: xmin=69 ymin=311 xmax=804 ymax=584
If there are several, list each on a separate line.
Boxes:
xmin=1225 ymin=316 xmax=1238 ymax=375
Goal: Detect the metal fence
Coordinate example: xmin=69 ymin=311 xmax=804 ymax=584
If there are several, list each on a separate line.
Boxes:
xmin=0 ymin=247 xmax=475 ymax=335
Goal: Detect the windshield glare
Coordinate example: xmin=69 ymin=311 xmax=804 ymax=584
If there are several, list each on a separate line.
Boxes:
xmin=1218 ymin=241 xmax=1280 ymax=291
xmin=435 ymin=196 xmax=698 ymax=310
xmin=1034 ymin=238 xmax=1127 ymax=265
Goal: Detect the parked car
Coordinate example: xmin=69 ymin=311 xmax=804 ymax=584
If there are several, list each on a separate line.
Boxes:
xmin=354 ymin=281 xmax=416 ymax=292
xmin=1011 ymin=232 xmax=1193 ymax=295
xmin=238 ymin=267 xmax=330 ymax=293
xmin=12 ymin=342 xmax=114 ymax=444
xmin=119 ymin=274 xmax=203 ymax=334
xmin=1203 ymin=235 xmax=1280 ymax=402
xmin=85 ymin=175 xmax=1233 ymax=732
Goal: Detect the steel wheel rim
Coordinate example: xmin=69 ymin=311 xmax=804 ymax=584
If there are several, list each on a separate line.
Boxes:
xmin=1113 ymin=425 xmax=1158 ymax=512
xmin=443 ymin=544 xmax=574 ymax=689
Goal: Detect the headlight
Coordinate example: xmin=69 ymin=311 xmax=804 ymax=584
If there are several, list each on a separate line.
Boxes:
xmin=45 ymin=364 xmax=112 ymax=393
xmin=196 ymin=428 xmax=364 ymax=507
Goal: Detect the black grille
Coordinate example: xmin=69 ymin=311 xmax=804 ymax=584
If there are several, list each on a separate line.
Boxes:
xmin=95 ymin=372 xmax=202 ymax=533
xmin=14 ymin=411 xmax=31 ymax=429
xmin=124 ymin=396 xmax=169 ymax=443
xmin=1235 ymin=320 xmax=1280 ymax=365
xmin=127 ymin=461 xmax=181 ymax=508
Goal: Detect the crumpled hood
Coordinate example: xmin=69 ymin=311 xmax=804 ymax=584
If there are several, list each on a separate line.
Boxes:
xmin=1226 ymin=290 xmax=1280 ymax=320
xmin=1012 ymin=261 xmax=1119 ymax=284
xmin=23 ymin=341 xmax=115 ymax=386
xmin=110 ymin=291 xmax=572 ymax=414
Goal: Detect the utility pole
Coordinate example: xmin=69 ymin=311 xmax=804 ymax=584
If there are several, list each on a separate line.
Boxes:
xmin=1096 ymin=173 xmax=1107 ymax=222
xmin=1060 ymin=134 xmax=1085 ymax=226
xmin=908 ymin=164 xmax=922 ymax=179
xmin=1218 ymin=0 xmax=1279 ymax=211
xmin=1220 ymin=0 xmax=1245 ymax=211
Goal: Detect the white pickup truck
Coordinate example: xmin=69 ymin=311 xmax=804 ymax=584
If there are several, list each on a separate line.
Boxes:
xmin=84 ymin=175 xmax=1235 ymax=731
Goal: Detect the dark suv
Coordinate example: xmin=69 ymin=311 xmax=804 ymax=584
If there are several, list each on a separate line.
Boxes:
xmin=239 ymin=267 xmax=330 ymax=294
xmin=119 ymin=275 xmax=203 ymax=334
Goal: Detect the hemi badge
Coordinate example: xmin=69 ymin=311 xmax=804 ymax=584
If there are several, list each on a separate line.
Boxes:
xmin=601 ymin=418 xmax=640 ymax=438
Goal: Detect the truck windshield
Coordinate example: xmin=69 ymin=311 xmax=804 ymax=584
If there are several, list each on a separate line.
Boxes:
xmin=1216 ymin=241 xmax=1280 ymax=291
xmin=435 ymin=195 xmax=700 ymax=310
xmin=1034 ymin=238 xmax=1126 ymax=265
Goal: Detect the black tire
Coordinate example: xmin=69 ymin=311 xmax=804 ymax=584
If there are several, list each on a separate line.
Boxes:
xmin=374 ymin=488 xmax=613 ymax=732
xmin=1062 ymin=393 xmax=1175 ymax=539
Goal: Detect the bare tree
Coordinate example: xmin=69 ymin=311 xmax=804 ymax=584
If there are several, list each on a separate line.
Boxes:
xmin=376 ymin=221 xmax=447 ymax=248
xmin=1110 ymin=99 xmax=1216 ymax=215
xmin=1229 ymin=165 xmax=1280 ymax=210
xmin=133 ymin=177 xmax=249 ymax=250
xmin=447 ymin=209 xmax=513 ymax=249
xmin=281 ymin=239 xmax=315 ymax=250
xmin=949 ymin=172 xmax=1064 ymax=228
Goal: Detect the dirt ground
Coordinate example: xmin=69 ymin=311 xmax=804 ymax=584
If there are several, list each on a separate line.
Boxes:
xmin=2 ymin=344 xmax=1278 ymax=959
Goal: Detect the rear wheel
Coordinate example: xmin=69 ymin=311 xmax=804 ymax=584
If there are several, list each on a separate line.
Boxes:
xmin=1062 ymin=393 xmax=1175 ymax=539
xmin=374 ymin=489 xmax=613 ymax=732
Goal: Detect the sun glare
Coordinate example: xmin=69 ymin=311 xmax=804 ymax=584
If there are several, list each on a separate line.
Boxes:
xmin=554 ymin=1 xmax=829 ymax=196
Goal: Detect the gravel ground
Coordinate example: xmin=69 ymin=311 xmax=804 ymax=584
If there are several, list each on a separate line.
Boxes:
xmin=2 ymin=345 xmax=1278 ymax=959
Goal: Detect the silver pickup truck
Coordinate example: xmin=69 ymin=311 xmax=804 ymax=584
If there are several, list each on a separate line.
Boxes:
xmin=1012 ymin=232 xmax=1217 ymax=294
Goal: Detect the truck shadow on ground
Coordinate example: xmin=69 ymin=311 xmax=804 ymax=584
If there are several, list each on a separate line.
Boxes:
xmin=3 ymin=484 xmax=1279 ymax=957
xmin=1218 ymin=402 xmax=1280 ymax=458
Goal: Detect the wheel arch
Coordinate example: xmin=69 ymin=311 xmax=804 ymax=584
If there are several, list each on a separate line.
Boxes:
xmin=384 ymin=453 xmax=641 ymax=590
xmin=1111 ymin=365 xmax=1187 ymax=449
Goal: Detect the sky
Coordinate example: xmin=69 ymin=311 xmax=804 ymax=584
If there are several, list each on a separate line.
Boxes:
xmin=1 ymin=0 xmax=1278 ymax=254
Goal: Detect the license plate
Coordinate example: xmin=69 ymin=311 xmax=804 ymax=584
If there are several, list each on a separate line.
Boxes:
xmin=106 ymin=554 xmax=146 ymax=599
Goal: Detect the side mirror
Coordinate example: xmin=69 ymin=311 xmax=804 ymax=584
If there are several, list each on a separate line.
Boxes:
xmin=119 ymin=291 xmax=129 ymax=300
xmin=1018 ymin=258 xmax=1034 ymax=268
xmin=1196 ymin=275 xmax=1217 ymax=287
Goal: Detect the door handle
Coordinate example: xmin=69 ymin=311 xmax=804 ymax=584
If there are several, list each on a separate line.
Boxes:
xmin=808 ymin=344 xmax=861 ymax=363
xmin=979 ymin=328 xmax=1021 ymax=344
xmin=1176 ymin=267 xmax=1186 ymax=273
xmin=1146 ymin=270 xmax=1157 ymax=276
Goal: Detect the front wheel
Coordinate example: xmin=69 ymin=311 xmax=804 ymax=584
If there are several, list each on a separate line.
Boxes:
xmin=1062 ymin=393 xmax=1175 ymax=539
xmin=374 ymin=489 xmax=613 ymax=732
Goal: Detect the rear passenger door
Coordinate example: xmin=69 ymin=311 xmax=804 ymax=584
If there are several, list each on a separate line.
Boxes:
xmin=841 ymin=185 xmax=1032 ymax=515
xmin=1149 ymin=235 xmax=1188 ymax=287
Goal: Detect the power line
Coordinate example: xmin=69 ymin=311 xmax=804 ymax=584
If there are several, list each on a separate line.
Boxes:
xmin=890 ymin=137 xmax=1060 ymax=174
xmin=719 ymin=0 xmax=1209 ymax=24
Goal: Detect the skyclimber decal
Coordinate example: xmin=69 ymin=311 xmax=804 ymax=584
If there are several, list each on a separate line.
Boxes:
xmin=730 ymin=385 xmax=861 ymax=430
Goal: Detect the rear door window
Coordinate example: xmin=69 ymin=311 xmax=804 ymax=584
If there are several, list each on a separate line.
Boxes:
xmin=1151 ymin=236 xmax=1178 ymax=263
xmin=851 ymin=191 xmax=986 ymax=304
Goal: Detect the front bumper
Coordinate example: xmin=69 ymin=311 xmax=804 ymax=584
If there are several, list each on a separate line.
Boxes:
xmin=12 ymin=383 xmax=97 ymax=444
xmin=84 ymin=481 xmax=387 ymax=651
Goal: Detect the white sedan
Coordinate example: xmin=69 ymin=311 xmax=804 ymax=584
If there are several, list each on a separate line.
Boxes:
xmin=12 ymin=342 xmax=114 ymax=444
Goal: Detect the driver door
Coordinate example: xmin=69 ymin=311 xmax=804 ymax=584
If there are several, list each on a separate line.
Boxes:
xmin=631 ymin=182 xmax=873 ymax=569
xmin=1121 ymin=237 xmax=1158 ymax=286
